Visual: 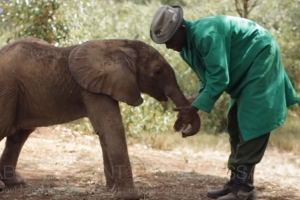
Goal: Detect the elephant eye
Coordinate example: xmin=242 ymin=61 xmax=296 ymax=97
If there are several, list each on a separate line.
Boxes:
xmin=153 ymin=69 xmax=162 ymax=76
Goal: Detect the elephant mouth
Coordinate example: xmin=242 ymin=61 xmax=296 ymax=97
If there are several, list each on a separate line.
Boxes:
xmin=150 ymin=92 xmax=168 ymax=102
xmin=159 ymin=96 xmax=168 ymax=101
xmin=146 ymin=86 xmax=168 ymax=101
xmin=151 ymin=94 xmax=168 ymax=101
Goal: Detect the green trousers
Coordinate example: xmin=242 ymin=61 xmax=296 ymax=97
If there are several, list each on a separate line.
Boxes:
xmin=227 ymin=103 xmax=270 ymax=167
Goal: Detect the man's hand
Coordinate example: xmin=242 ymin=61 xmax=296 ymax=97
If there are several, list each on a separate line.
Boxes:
xmin=187 ymin=97 xmax=196 ymax=104
xmin=187 ymin=92 xmax=200 ymax=105
xmin=173 ymin=105 xmax=199 ymax=132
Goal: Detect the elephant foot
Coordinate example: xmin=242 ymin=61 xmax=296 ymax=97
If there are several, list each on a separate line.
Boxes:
xmin=105 ymin=178 xmax=115 ymax=189
xmin=0 ymin=180 xmax=5 ymax=189
xmin=105 ymin=183 xmax=114 ymax=190
xmin=1 ymin=170 xmax=27 ymax=187
xmin=113 ymin=186 xmax=144 ymax=200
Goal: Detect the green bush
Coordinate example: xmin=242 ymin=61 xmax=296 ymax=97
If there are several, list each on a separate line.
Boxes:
xmin=0 ymin=0 xmax=69 ymax=45
xmin=0 ymin=0 xmax=298 ymax=138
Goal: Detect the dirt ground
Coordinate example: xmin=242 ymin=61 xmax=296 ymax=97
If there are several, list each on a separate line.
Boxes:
xmin=0 ymin=126 xmax=299 ymax=200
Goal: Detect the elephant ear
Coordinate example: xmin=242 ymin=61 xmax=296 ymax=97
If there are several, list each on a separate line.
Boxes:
xmin=68 ymin=40 xmax=143 ymax=106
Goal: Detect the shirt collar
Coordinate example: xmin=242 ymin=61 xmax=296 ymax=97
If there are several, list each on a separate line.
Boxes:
xmin=181 ymin=19 xmax=194 ymax=53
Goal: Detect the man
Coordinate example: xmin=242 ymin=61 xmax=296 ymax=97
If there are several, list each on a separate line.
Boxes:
xmin=150 ymin=5 xmax=299 ymax=200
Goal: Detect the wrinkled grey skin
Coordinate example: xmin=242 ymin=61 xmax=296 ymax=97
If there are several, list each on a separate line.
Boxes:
xmin=0 ymin=38 xmax=200 ymax=199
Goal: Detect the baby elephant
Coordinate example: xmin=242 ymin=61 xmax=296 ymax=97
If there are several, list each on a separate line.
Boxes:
xmin=0 ymin=38 xmax=200 ymax=199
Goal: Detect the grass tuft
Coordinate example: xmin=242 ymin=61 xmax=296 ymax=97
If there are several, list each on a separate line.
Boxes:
xmin=64 ymin=110 xmax=300 ymax=155
xmin=127 ymin=131 xmax=230 ymax=153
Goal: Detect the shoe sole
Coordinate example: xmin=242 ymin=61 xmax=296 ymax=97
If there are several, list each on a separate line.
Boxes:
xmin=207 ymin=193 xmax=228 ymax=199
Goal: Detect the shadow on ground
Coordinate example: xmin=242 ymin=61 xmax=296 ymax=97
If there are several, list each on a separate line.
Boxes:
xmin=0 ymin=170 xmax=297 ymax=200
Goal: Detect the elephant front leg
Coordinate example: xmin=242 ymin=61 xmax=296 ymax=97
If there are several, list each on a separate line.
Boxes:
xmin=0 ymin=129 xmax=34 ymax=187
xmin=85 ymin=94 xmax=143 ymax=200
xmin=98 ymin=134 xmax=115 ymax=188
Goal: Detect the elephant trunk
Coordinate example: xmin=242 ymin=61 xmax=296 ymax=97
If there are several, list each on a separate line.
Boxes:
xmin=166 ymin=84 xmax=201 ymax=138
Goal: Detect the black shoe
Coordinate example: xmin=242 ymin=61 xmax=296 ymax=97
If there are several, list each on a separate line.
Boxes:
xmin=217 ymin=165 xmax=257 ymax=200
xmin=217 ymin=183 xmax=257 ymax=200
xmin=207 ymin=170 xmax=235 ymax=199
xmin=207 ymin=180 xmax=234 ymax=198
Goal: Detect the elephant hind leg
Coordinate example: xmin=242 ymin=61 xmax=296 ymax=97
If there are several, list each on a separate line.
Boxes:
xmin=0 ymin=86 xmax=19 ymax=141
xmin=0 ymin=129 xmax=35 ymax=187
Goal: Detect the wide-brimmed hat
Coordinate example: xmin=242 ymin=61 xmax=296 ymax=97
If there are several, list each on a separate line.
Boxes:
xmin=150 ymin=5 xmax=183 ymax=44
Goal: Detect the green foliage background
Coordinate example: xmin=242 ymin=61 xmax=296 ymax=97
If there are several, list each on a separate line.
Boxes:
xmin=0 ymin=0 xmax=299 ymax=137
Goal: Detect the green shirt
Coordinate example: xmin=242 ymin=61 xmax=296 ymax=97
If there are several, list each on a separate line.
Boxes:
xmin=180 ymin=16 xmax=299 ymax=141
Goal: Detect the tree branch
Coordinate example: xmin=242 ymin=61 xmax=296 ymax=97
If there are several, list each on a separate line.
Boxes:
xmin=249 ymin=0 xmax=258 ymax=13
xmin=235 ymin=0 xmax=243 ymax=17
xmin=243 ymin=0 xmax=249 ymax=18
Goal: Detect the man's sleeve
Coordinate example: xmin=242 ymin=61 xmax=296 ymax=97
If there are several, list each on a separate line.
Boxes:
xmin=191 ymin=33 xmax=229 ymax=113
xmin=198 ymin=81 xmax=206 ymax=93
